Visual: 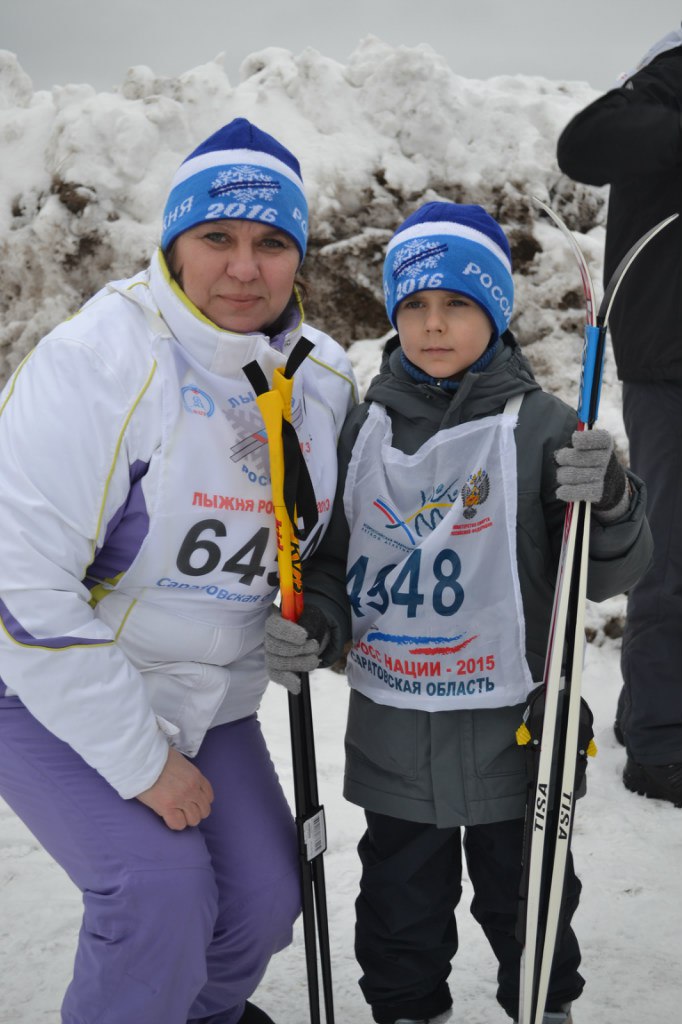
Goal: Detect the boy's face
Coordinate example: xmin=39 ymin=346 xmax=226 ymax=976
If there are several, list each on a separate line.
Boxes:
xmin=396 ymin=290 xmax=493 ymax=380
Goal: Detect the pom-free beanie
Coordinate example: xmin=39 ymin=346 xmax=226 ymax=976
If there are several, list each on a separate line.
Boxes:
xmin=161 ymin=117 xmax=308 ymax=259
xmin=383 ymin=201 xmax=514 ymax=337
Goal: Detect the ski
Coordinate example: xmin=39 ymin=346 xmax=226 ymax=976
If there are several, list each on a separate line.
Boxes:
xmin=517 ymin=200 xmax=678 ymax=1024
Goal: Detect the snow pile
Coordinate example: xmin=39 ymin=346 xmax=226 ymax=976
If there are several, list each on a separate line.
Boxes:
xmin=0 ymin=38 xmax=605 ymax=391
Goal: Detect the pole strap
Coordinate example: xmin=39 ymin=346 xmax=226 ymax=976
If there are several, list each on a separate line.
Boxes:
xmin=242 ymin=338 xmax=319 ymax=542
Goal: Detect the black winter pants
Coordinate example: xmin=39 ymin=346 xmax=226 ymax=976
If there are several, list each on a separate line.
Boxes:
xmin=355 ymin=813 xmax=584 ymax=1023
xmin=619 ymin=380 xmax=682 ymax=764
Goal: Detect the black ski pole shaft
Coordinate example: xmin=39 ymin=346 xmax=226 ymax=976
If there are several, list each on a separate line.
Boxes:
xmin=289 ymin=683 xmax=322 ymax=1024
xmin=288 ymin=673 xmax=335 ymax=1024
xmin=299 ymin=672 xmax=335 ymax=1024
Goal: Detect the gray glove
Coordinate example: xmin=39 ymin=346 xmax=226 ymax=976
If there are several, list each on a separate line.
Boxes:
xmin=264 ymin=604 xmax=330 ymax=694
xmin=555 ymin=428 xmax=628 ymax=518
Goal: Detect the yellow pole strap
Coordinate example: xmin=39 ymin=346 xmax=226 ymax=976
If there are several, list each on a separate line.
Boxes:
xmin=272 ymin=365 xmax=304 ymax=621
xmin=242 ymin=340 xmax=314 ymax=624
xmin=251 ymin=386 xmax=302 ymax=624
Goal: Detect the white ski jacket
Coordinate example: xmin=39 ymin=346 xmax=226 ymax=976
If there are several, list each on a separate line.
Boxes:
xmin=0 ymin=251 xmax=357 ymax=798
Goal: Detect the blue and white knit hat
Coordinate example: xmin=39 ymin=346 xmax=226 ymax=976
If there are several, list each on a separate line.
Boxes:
xmin=383 ymin=201 xmax=514 ymax=337
xmin=161 ymin=118 xmax=308 ymax=259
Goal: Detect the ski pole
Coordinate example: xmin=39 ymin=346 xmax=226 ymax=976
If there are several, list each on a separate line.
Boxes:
xmin=243 ymin=341 xmax=335 ymax=1024
xmin=271 ymin=345 xmax=335 ymax=1024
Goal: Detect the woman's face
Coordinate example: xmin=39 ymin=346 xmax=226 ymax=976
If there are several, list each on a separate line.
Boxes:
xmin=170 ymin=219 xmax=301 ymax=333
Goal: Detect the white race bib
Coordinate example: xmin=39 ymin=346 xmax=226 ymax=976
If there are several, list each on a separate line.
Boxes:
xmin=343 ymin=400 xmax=533 ymax=711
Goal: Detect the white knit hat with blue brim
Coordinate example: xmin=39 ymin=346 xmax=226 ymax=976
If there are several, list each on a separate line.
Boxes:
xmin=161 ymin=117 xmax=308 ymax=260
xmin=383 ymin=201 xmax=514 ymax=338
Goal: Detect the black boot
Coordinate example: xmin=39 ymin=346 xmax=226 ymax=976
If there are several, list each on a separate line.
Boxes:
xmin=623 ymin=757 xmax=682 ymax=807
xmin=239 ymin=1003 xmax=276 ymax=1024
xmin=189 ymin=1003 xmax=276 ymax=1024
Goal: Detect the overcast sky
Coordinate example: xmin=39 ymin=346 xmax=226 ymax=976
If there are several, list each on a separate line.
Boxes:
xmin=3 ymin=0 xmax=681 ymax=93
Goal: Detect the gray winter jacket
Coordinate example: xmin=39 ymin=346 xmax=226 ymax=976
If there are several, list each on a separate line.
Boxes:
xmin=303 ymin=334 xmax=653 ymax=827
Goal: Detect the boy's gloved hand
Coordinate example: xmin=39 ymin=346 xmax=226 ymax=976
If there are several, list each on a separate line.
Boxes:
xmin=554 ymin=428 xmax=628 ymax=516
xmin=264 ymin=604 xmax=331 ymax=694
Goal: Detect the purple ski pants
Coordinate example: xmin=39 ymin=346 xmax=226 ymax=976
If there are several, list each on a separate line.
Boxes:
xmin=0 ymin=703 xmax=301 ymax=1024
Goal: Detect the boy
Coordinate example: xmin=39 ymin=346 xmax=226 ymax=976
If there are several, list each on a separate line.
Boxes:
xmin=265 ymin=202 xmax=653 ymax=1023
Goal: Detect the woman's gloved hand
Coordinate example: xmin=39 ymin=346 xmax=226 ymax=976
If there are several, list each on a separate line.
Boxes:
xmin=264 ymin=604 xmax=331 ymax=694
xmin=554 ymin=428 xmax=629 ymax=519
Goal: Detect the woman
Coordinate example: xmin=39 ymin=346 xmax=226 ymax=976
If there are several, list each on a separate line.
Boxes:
xmin=0 ymin=117 xmax=357 ymax=1024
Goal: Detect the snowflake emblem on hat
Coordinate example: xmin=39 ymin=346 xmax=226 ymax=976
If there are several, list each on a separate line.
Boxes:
xmin=461 ymin=468 xmax=490 ymax=520
xmin=393 ymin=239 xmax=448 ymax=280
xmin=210 ymin=165 xmax=281 ymax=201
